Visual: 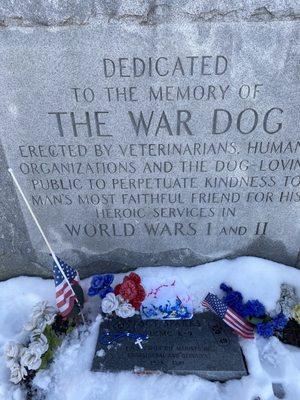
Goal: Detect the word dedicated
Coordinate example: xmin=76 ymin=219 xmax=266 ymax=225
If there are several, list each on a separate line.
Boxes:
xmin=102 ymin=55 xmax=228 ymax=78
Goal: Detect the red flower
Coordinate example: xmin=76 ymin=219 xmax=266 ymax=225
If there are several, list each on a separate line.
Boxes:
xmin=115 ymin=272 xmax=145 ymax=310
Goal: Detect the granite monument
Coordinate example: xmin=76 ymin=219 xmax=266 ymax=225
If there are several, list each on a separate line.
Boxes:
xmin=0 ymin=1 xmax=299 ymax=279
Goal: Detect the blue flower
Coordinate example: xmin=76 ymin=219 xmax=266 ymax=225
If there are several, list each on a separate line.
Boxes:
xmin=89 ymin=275 xmax=104 ymax=291
xmin=272 ymin=313 xmax=288 ymax=330
xmin=220 ymin=283 xmax=244 ymax=314
xmin=233 ymin=301 xmax=245 ymax=316
xmin=88 ymin=274 xmax=114 ymax=299
xmin=223 ymin=291 xmax=243 ymax=310
xmin=220 ymin=283 xmax=233 ymax=293
xmin=102 ymin=274 xmax=114 ymax=287
xmin=88 ymin=286 xmax=100 ymax=297
xmin=242 ymin=300 xmax=265 ymax=318
xmin=256 ymin=321 xmax=274 ymax=338
xmin=98 ymin=286 xmax=113 ymax=299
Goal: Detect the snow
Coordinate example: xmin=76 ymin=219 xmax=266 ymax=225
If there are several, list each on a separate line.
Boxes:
xmin=0 ymin=256 xmax=300 ymax=400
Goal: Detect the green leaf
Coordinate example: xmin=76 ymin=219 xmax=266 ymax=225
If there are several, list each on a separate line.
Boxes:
xmin=38 ymin=325 xmax=62 ymax=370
xmin=40 ymin=349 xmax=54 ymax=370
xmin=247 ymin=315 xmax=273 ymax=325
xmin=66 ymin=324 xmax=75 ymax=335
xmin=247 ymin=317 xmax=264 ymax=325
xmin=37 ymin=315 xmax=76 ymax=371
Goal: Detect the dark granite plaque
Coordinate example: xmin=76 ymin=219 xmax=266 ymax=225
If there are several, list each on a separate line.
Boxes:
xmin=92 ymin=312 xmax=248 ymax=381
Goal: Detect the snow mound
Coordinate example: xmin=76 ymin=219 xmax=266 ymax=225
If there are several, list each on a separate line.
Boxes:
xmin=0 ymin=256 xmax=300 ymax=400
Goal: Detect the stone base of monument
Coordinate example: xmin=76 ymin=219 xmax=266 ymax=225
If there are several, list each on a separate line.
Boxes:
xmin=92 ymin=312 xmax=248 ymax=381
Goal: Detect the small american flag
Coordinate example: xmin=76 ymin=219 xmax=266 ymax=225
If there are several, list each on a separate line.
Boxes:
xmin=53 ymin=257 xmax=81 ymax=318
xmin=202 ymin=293 xmax=254 ymax=339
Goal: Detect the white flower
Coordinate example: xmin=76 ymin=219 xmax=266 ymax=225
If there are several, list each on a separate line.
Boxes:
xmin=32 ymin=302 xmax=56 ymax=325
xmin=20 ymin=347 xmax=42 ymax=371
xmin=10 ymin=362 xmax=27 ymax=384
xmin=24 ymin=301 xmax=56 ymax=332
xmin=4 ymin=342 xmax=23 ymax=367
xmin=30 ymin=333 xmax=49 ymax=355
xmin=43 ymin=311 xmax=56 ymax=326
xmin=101 ymin=293 xmax=120 ymax=314
xmin=23 ymin=318 xmax=36 ymax=332
xmin=32 ymin=301 xmax=56 ymax=318
xmin=30 ymin=328 xmax=43 ymax=337
xmin=115 ymin=301 xmax=135 ymax=318
xmin=29 ymin=342 xmax=47 ymax=358
xmin=24 ymin=316 xmax=47 ymax=332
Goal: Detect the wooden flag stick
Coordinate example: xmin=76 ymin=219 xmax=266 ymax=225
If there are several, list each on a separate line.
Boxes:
xmin=8 ymin=168 xmax=86 ymax=325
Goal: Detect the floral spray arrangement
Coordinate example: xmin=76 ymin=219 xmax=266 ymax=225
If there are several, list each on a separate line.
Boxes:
xmin=4 ymin=301 xmax=76 ymax=387
xmin=220 ymin=283 xmax=288 ymax=338
xmin=88 ymin=272 xmax=146 ymax=318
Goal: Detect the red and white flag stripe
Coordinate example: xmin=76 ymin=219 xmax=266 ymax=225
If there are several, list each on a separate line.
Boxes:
xmin=56 ymin=274 xmax=79 ymax=317
xmin=224 ymin=309 xmax=254 ymax=339
xmin=202 ymin=299 xmax=254 ymax=339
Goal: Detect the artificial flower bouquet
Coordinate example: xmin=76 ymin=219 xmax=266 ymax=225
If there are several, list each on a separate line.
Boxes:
xmin=88 ymin=272 xmax=145 ymax=318
xmin=87 ymin=272 xmax=300 ymax=340
xmin=220 ymin=283 xmax=288 ymax=338
xmin=4 ymin=301 xmax=75 ymax=385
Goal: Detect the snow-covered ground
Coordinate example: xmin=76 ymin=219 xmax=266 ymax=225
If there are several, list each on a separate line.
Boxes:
xmin=0 ymin=256 xmax=300 ymax=400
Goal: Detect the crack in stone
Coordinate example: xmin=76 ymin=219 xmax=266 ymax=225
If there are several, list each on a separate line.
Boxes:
xmin=0 ymin=4 xmax=299 ymax=28
xmin=251 ymin=6 xmax=276 ymax=20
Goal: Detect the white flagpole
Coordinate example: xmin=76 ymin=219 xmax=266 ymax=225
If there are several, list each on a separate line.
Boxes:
xmin=8 ymin=168 xmax=86 ymax=324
